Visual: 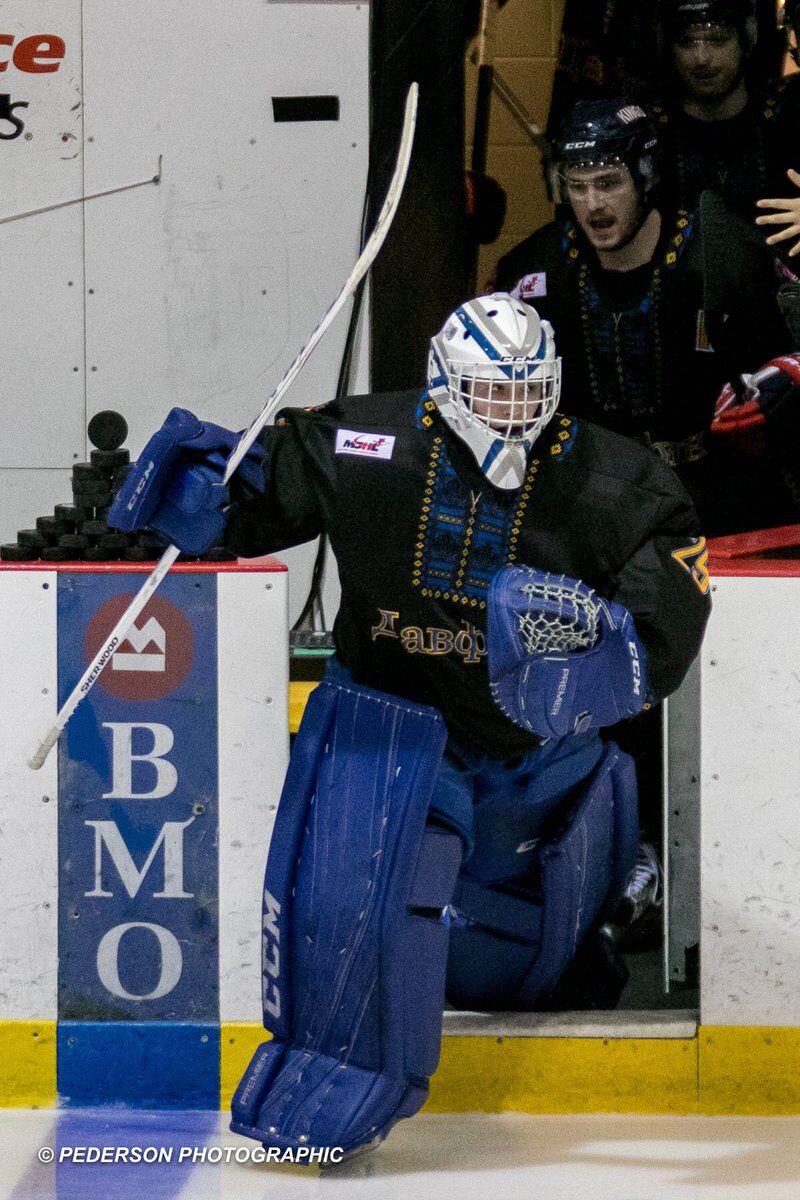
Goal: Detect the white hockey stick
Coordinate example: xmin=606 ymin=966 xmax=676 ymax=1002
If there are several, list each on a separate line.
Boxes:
xmin=28 ymin=82 xmax=419 ymax=771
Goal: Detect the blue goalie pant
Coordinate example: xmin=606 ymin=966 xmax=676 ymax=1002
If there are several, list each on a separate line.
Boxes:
xmin=231 ymin=672 xmax=638 ymax=1154
xmin=443 ymin=736 xmax=639 ymax=1011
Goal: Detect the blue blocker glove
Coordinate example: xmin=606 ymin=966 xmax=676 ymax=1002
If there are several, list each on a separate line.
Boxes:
xmin=108 ymin=408 xmax=265 ymax=555
xmin=488 ymin=566 xmax=650 ymax=738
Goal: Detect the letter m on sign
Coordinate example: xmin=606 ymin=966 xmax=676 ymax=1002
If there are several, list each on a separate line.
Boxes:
xmin=113 ymin=616 xmax=166 ymax=672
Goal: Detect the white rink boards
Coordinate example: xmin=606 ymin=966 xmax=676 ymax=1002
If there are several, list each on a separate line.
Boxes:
xmin=0 ymin=562 xmax=288 ymax=1035
xmin=700 ymin=567 xmax=800 ymax=1027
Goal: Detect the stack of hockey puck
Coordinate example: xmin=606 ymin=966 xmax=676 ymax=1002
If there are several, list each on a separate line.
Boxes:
xmin=1 ymin=410 xmax=235 ymax=564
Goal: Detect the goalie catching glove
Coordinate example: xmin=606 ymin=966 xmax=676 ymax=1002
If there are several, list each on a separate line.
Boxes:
xmin=488 ymin=566 xmax=651 ymax=738
xmin=108 ymin=407 xmax=266 ymax=555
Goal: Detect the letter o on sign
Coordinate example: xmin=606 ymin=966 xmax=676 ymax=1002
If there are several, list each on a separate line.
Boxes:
xmin=96 ymin=922 xmax=183 ymax=1000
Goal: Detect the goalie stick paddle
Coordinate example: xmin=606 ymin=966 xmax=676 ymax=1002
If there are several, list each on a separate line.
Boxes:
xmin=28 ymin=82 xmax=419 ymax=772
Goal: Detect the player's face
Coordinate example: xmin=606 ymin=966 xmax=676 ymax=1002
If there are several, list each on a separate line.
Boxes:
xmin=672 ymin=24 xmax=743 ymax=100
xmin=563 ymin=165 xmax=642 ymax=252
xmin=470 ymin=378 xmax=544 ymax=435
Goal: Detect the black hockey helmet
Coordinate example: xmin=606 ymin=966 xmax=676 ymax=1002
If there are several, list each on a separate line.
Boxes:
xmin=549 ymin=100 xmax=660 ymax=203
xmin=662 ymin=0 xmax=757 ymax=49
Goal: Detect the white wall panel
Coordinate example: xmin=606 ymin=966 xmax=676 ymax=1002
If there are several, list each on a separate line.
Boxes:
xmin=700 ymin=575 xmax=800 ymax=1026
xmin=0 ymin=468 xmax=74 ymax=544
xmin=3 ymin=2 xmax=368 ymax=623
xmin=80 ymin=0 xmax=370 ymax=451
xmin=217 ymin=569 xmax=290 ymax=1022
xmin=0 ymin=571 xmax=58 ymax=1017
xmin=0 ymin=2 xmax=85 ymax=466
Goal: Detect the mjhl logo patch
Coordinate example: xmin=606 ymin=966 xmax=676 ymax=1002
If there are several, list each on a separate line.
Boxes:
xmin=335 ymin=429 xmax=395 ymax=460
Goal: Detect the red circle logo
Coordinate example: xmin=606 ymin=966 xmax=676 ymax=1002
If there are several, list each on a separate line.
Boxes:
xmin=84 ymin=594 xmax=194 ymax=701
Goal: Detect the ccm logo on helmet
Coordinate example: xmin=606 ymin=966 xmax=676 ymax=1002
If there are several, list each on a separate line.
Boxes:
xmin=335 ymin=429 xmax=396 ymax=460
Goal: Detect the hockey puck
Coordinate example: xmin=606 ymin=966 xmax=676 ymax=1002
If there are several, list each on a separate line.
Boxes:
xmin=111 ymin=464 xmax=133 ymax=493
xmin=122 ymin=546 xmax=154 ymax=561
xmin=17 ymin=529 xmax=48 ymax=550
xmin=1 ymin=543 xmax=39 ymax=561
xmin=40 ymin=547 xmax=73 ymax=562
xmin=72 ymin=482 xmax=113 ymax=506
xmin=202 ymin=546 xmax=236 ymax=562
xmin=55 ymin=503 xmax=91 ymax=524
xmin=58 ymin=533 xmax=90 ymax=551
xmin=79 ymin=519 xmax=109 ymax=539
xmin=136 ymin=532 xmax=168 ymax=549
xmin=98 ymin=532 xmax=131 ymax=550
xmin=91 ymin=448 xmax=130 ymax=471
xmin=72 ymin=462 xmax=106 ymax=483
xmin=84 ymin=546 xmax=120 ymax=562
xmin=94 ymin=505 xmax=111 ymax=521
xmin=37 ymin=515 xmax=72 ymax=537
xmin=72 ymin=476 xmax=111 ymax=495
xmin=88 ymin=410 xmax=128 ymax=452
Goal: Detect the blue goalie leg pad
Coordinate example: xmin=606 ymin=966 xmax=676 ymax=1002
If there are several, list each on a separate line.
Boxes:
xmin=446 ymin=741 xmax=638 ymax=1010
xmin=230 ymin=677 xmax=462 ymax=1154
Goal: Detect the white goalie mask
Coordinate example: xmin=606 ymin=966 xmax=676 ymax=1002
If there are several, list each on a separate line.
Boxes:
xmin=427 ymin=294 xmax=562 ymax=490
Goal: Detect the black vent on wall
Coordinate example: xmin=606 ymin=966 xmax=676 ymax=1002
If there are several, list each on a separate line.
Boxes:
xmin=369 ymin=1 xmax=469 ymax=392
xmin=272 ymin=95 xmax=340 ymax=122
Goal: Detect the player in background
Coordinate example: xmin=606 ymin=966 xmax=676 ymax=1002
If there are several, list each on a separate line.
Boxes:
xmin=494 ymin=98 xmax=790 ymax=537
xmin=650 ymin=0 xmax=800 ymax=218
xmin=494 ymin=99 xmax=788 ymax=946
xmin=108 ymin=294 xmax=710 ymax=1155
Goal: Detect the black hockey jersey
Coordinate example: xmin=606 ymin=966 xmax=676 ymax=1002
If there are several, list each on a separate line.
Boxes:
xmin=226 ymin=391 xmax=711 ymax=759
xmin=650 ymin=85 xmax=800 ymax=220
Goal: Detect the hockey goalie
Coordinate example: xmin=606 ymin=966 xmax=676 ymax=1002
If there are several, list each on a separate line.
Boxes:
xmin=108 ymin=293 xmax=711 ymax=1156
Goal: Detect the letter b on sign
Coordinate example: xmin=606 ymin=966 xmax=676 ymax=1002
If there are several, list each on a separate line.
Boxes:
xmin=102 ymin=722 xmax=178 ymax=799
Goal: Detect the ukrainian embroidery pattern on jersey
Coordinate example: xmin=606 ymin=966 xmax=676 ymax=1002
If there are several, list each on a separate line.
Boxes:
xmin=416 ymin=394 xmax=437 ymax=429
xmin=412 ymin=417 xmax=576 ymax=606
xmin=569 ymin=213 xmax=691 ymax=423
xmin=547 ymin=414 xmax=577 ymax=459
xmin=577 ymin=260 xmax=662 ymax=421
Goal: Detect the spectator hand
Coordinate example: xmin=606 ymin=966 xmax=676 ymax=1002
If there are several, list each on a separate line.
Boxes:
xmin=756 ymin=167 xmax=800 ymax=257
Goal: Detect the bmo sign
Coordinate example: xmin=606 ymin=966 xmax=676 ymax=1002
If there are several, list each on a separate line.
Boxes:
xmin=58 ymin=572 xmax=219 ymax=1022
